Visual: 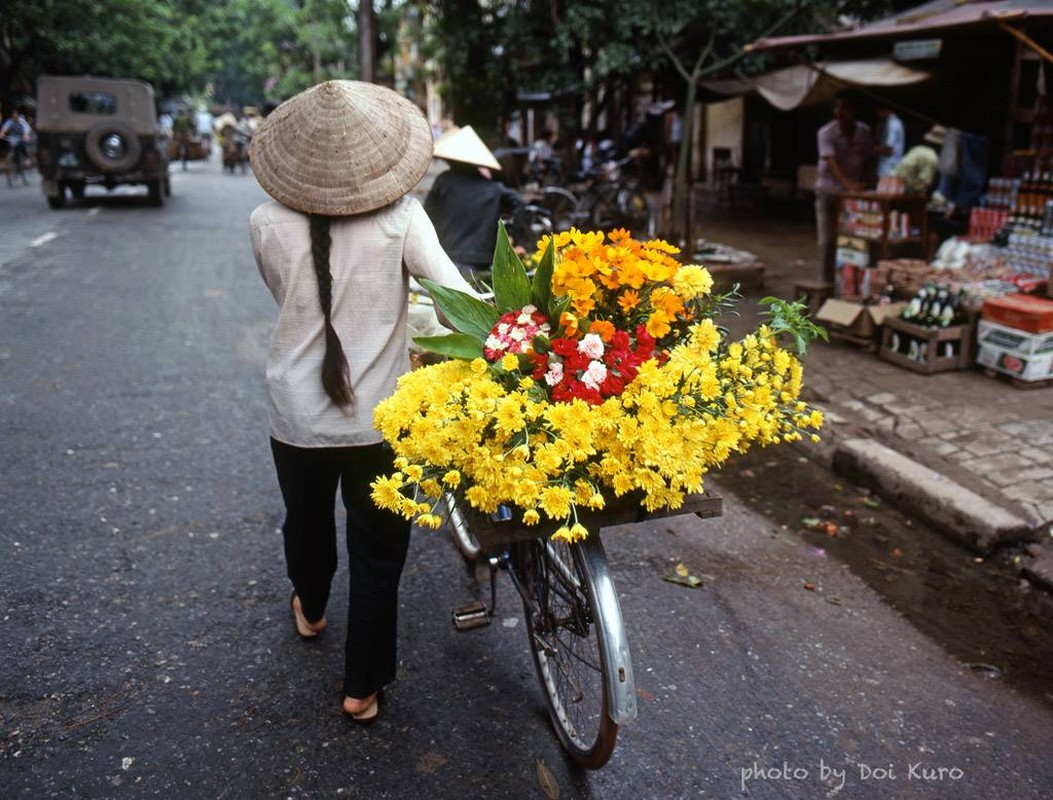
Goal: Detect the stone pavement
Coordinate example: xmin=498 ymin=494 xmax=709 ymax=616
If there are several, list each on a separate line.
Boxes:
xmin=692 ymin=204 xmax=1053 ymax=588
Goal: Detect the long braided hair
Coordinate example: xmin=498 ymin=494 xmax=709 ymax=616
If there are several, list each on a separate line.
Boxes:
xmin=308 ymin=214 xmax=354 ymax=408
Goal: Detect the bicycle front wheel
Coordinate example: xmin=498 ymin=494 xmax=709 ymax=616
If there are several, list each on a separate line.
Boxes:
xmin=509 ymin=535 xmax=622 ymax=768
xmin=443 ymin=492 xmax=480 ymax=563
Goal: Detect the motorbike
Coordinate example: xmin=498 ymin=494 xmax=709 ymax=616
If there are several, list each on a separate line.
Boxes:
xmin=220 ymin=128 xmax=250 ymax=175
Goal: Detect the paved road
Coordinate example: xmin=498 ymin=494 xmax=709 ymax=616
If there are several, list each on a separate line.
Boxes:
xmin=1 ymin=163 xmax=1051 ymax=799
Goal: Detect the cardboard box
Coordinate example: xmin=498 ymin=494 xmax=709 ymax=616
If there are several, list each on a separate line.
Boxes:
xmin=981 ymin=294 xmax=1053 ymax=333
xmin=976 ymin=319 xmax=1053 ymax=357
xmin=976 ymin=343 xmax=1053 ymax=382
xmin=816 ymin=299 xmax=906 ymax=340
xmin=881 ymin=316 xmax=974 ymax=373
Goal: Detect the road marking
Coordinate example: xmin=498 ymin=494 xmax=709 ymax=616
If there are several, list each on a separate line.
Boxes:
xmin=30 ymin=232 xmax=58 ymax=247
xmin=88 ymin=208 xmax=101 ymax=216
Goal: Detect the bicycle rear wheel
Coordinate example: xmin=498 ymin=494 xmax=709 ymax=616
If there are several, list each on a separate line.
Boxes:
xmin=509 ymin=535 xmax=620 ymax=768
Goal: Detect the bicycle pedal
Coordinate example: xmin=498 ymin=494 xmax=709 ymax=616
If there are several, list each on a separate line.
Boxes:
xmin=452 ymin=601 xmax=490 ymax=631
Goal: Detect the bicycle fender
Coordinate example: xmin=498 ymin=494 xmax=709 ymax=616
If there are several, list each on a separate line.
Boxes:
xmin=579 ymin=535 xmax=638 ymax=724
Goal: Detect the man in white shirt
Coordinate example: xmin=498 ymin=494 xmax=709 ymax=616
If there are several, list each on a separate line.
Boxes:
xmin=875 ymin=105 xmax=904 ymax=178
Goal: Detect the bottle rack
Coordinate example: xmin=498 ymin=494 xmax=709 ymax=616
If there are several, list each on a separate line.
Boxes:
xmin=836 ymin=192 xmax=931 ymax=262
xmin=880 ymin=317 xmax=974 ymax=374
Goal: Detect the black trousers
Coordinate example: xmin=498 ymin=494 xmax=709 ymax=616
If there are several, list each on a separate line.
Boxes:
xmin=270 ymin=438 xmax=411 ymax=699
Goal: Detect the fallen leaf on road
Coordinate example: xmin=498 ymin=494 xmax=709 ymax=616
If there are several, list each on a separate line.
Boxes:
xmin=804 ymin=582 xmax=817 ymax=591
xmin=862 ymin=497 xmax=882 ymax=508
xmin=537 ymin=759 xmax=560 ymax=799
xmin=663 ymin=574 xmax=703 ymax=589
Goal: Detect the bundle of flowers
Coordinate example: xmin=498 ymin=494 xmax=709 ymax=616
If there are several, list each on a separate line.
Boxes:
xmin=372 ymin=226 xmax=825 ymax=542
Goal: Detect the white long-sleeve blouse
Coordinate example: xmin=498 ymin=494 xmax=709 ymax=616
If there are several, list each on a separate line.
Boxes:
xmin=250 ymin=195 xmax=477 ymax=447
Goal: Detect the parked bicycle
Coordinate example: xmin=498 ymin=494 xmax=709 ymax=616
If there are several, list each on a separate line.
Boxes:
xmin=519 ymin=154 xmax=654 ymax=241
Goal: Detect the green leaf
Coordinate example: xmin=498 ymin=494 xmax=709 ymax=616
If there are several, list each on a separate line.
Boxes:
xmin=412 ymin=333 xmax=485 ymax=360
xmin=531 ymin=238 xmax=556 ymax=318
xmin=491 ymin=221 xmax=532 ymax=312
xmin=418 ymin=279 xmax=499 ymax=342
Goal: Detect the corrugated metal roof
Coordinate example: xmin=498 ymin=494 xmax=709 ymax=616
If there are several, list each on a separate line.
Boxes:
xmin=748 ymin=0 xmax=1053 ymax=52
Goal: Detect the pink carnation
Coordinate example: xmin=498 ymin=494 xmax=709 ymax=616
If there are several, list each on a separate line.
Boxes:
xmin=483 ymin=305 xmax=551 ymax=361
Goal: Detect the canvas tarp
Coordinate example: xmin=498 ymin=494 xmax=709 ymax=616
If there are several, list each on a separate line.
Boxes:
xmin=701 ymin=59 xmax=930 ymax=111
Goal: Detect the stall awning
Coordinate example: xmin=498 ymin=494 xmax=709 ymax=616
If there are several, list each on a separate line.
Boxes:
xmin=701 ymin=59 xmax=931 ymax=111
xmin=747 ymin=0 xmax=1053 ymax=53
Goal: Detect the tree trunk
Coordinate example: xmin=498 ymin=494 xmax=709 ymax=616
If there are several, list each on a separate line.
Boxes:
xmin=359 ymin=0 xmax=376 ymax=83
xmin=672 ymin=78 xmax=698 ymax=249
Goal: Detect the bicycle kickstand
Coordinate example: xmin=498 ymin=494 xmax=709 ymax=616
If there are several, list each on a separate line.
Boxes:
xmin=451 ymin=555 xmax=500 ymax=631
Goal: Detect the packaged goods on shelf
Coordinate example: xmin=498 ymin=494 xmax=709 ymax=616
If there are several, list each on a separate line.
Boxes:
xmin=984 ymin=176 xmax=1019 ymax=211
xmin=967 ymin=208 xmax=1008 ymax=243
xmin=981 ymin=293 xmax=1053 ymax=333
xmin=976 ymin=344 xmax=1053 ymax=382
xmin=1001 ymin=228 xmax=1053 ymax=280
xmin=976 ymin=319 xmax=1053 ymax=357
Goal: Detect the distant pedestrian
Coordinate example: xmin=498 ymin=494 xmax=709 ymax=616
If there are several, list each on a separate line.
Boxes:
xmin=875 ymin=105 xmax=905 ymax=178
xmin=195 ymin=107 xmax=214 ymax=160
xmin=891 ymin=125 xmax=944 ymax=196
xmin=248 ymin=80 xmax=478 ymax=723
xmin=1 ymin=108 xmax=33 ymax=186
xmin=172 ymin=109 xmax=193 ymax=171
xmin=814 ymin=90 xmax=873 ymax=283
xmin=425 ymin=125 xmax=523 ymax=278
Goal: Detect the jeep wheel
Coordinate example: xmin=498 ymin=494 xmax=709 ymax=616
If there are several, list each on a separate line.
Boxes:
xmin=147 ymin=179 xmax=165 ymax=207
xmin=85 ymin=120 xmax=142 ymax=172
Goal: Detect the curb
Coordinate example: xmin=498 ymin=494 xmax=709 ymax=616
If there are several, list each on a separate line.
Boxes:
xmin=830 ymin=437 xmax=1035 ymax=555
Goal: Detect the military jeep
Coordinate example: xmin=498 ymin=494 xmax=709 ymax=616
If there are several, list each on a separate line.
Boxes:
xmin=35 ymin=75 xmax=171 ymax=208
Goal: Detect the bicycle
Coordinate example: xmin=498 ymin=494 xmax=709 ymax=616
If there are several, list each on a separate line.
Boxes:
xmin=5 ymin=142 xmax=30 ymax=187
xmin=445 ymin=490 xmax=722 ymax=768
xmin=405 ymin=279 xmax=723 ymax=768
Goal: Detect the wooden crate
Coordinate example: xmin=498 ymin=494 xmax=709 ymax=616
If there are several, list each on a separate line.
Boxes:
xmin=879 ymin=316 xmax=973 ymax=374
xmin=467 ymin=492 xmax=723 ymax=551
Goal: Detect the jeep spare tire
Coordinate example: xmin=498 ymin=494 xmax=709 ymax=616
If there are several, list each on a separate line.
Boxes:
xmin=85 ymin=120 xmax=142 ymax=172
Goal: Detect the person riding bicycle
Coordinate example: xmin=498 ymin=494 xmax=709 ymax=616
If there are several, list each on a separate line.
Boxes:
xmin=2 ymin=108 xmax=33 ymax=186
xmin=171 ymin=109 xmax=193 ymax=171
xmin=424 ymin=125 xmax=523 ymax=279
xmin=248 ymin=80 xmax=479 ymax=724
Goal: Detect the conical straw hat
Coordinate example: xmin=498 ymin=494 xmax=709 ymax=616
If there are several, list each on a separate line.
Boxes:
xmin=433 ymin=125 xmax=502 ymax=171
xmin=249 ymin=80 xmax=433 ymax=216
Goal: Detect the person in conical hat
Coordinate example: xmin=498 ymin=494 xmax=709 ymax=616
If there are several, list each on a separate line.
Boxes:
xmin=248 ymin=80 xmax=479 ymax=723
xmin=424 ymin=124 xmax=523 ymax=278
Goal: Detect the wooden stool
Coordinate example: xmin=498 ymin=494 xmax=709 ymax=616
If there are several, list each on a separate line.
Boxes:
xmin=793 ymin=281 xmax=833 ymax=318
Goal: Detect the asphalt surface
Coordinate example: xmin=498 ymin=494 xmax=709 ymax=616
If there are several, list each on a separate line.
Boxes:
xmin=1 ymin=159 xmax=1051 ymax=799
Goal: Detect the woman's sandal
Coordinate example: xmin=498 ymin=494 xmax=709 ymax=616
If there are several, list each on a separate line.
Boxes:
xmin=290 ymin=591 xmax=327 ymax=639
xmin=343 ymin=691 xmax=381 ymax=725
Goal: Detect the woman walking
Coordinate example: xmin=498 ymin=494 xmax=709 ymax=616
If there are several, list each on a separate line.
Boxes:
xmin=248 ymin=81 xmax=477 ymax=722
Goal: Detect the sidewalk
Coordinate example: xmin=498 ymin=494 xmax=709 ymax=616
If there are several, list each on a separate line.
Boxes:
xmin=692 ymin=204 xmax=1053 ymax=587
